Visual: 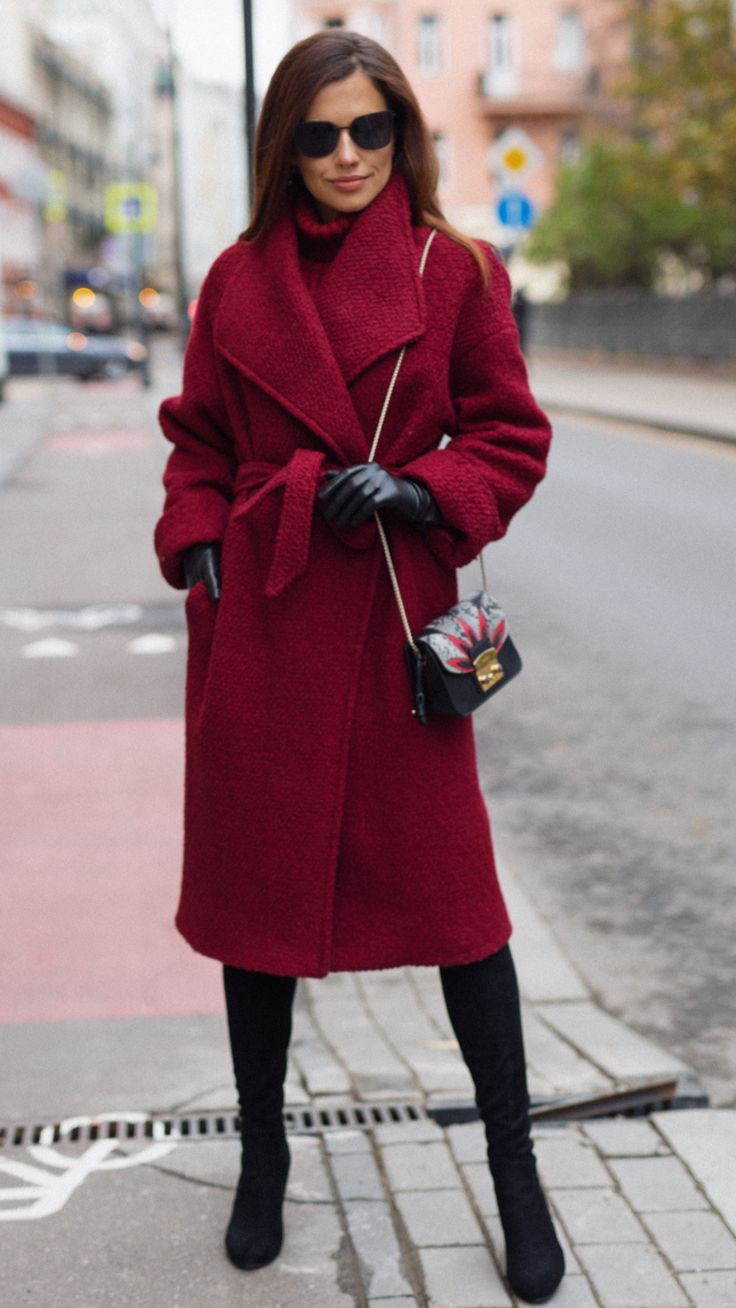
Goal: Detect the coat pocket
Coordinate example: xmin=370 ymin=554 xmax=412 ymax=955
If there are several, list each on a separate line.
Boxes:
xmin=185 ymin=581 xmax=218 ymax=723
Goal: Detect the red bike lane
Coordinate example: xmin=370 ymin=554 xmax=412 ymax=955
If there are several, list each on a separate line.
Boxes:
xmin=1 ymin=716 xmax=223 ymax=1023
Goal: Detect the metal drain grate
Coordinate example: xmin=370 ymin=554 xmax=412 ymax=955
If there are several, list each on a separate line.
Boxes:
xmin=0 ymin=1100 xmax=427 ymax=1151
xmin=0 ymin=1077 xmax=708 ymax=1152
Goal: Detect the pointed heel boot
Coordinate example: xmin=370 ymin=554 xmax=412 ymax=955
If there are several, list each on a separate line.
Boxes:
xmin=224 ymin=1131 xmax=291 ymax=1270
xmin=493 ymin=1157 xmax=565 ymax=1304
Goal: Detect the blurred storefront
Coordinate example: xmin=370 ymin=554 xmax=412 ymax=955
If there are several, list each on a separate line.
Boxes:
xmin=0 ymin=0 xmax=179 ymax=322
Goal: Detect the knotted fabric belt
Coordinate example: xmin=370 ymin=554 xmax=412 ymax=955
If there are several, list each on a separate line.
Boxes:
xmin=233 ymin=449 xmax=326 ymax=598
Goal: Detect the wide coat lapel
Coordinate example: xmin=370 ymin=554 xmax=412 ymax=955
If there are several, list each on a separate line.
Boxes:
xmin=216 ymin=171 xmax=428 ymax=465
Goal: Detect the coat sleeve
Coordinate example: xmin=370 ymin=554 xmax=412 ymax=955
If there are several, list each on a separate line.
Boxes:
xmin=400 ymin=248 xmax=551 ymax=570
xmin=154 ymin=248 xmax=240 ymax=588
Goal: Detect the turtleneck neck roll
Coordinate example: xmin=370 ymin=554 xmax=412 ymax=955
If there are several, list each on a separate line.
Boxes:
xmin=292 ymin=187 xmax=360 ymax=303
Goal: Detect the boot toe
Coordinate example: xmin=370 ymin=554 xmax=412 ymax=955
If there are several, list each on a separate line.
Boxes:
xmin=506 ymin=1240 xmax=565 ymax=1303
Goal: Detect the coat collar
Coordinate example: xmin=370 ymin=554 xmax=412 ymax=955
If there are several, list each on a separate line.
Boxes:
xmin=216 ymin=170 xmax=428 ymax=466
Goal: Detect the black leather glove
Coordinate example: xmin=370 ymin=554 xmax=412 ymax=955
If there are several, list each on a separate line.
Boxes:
xmin=182 ymin=542 xmax=221 ymax=601
xmin=318 ymin=463 xmax=440 ymax=529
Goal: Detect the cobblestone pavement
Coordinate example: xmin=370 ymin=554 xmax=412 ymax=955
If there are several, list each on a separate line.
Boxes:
xmin=3 ymin=857 xmax=735 ymax=1306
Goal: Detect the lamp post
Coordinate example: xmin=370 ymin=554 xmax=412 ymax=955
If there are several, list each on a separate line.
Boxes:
xmin=242 ymin=0 xmax=256 ymax=203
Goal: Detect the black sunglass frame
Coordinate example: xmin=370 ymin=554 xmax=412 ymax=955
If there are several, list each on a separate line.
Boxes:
xmin=294 ymin=110 xmax=396 ymax=159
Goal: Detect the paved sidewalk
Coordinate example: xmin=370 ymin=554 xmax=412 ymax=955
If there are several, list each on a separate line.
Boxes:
xmin=528 ymin=353 xmax=736 ymax=444
xmin=3 ymin=854 xmax=735 ymax=1306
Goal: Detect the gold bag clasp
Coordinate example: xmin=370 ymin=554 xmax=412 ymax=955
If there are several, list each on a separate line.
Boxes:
xmin=474 ymin=646 xmax=504 ymax=693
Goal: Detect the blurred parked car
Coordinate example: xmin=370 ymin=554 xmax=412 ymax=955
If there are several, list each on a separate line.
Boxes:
xmin=4 ymin=318 xmax=148 ymax=381
xmin=68 ymin=288 xmax=115 ymax=333
xmin=138 ymin=288 xmax=178 ymax=331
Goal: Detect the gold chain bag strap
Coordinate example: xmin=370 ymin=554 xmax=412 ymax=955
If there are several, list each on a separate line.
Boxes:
xmin=370 ymin=229 xmax=522 ymax=726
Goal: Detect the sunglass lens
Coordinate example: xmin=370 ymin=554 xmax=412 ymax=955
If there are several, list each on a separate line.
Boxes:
xmin=294 ymin=121 xmax=337 ymax=158
xmin=351 ymin=111 xmax=394 ymax=149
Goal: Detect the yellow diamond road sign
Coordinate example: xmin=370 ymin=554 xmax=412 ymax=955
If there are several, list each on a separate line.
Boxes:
xmin=489 ymin=128 xmax=542 ymax=182
xmin=104 ymin=182 xmax=157 ymax=234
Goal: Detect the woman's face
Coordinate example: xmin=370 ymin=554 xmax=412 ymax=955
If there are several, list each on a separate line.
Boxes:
xmin=294 ymin=70 xmax=394 ymax=222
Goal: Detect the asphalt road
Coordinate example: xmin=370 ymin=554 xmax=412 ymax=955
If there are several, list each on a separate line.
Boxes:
xmin=471 ymin=414 xmax=736 ymax=1107
xmin=1 ymin=353 xmax=734 ymax=1104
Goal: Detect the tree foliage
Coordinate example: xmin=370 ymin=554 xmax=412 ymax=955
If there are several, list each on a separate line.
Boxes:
xmin=526 ymin=0 xmax=736 ymax=286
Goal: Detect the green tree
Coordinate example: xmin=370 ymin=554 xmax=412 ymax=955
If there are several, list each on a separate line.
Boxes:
xmin=526 ymin=0 xmax=736 ymax=286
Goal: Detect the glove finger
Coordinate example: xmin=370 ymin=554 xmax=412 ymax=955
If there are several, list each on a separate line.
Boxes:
xmin=318 ymin=464 xmax=370 ymax=500
xmin=203 ymin=553 xmax=221 ymax=602
xmin=321 ymin=473 xmax=372 ymax=521
xmin=347 ymin=493 xmax=380 ymax=527
xmin=327 ymin=481 xmax=375 ymax=526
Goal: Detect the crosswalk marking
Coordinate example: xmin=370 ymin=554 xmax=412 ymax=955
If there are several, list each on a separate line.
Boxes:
xmin=127 ymin=634 xmax=178 ymax=655
xmin=21 ymin=638 xmax=79 ymax=659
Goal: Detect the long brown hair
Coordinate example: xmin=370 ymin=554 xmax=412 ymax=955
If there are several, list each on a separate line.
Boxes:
xmin=240 ymin=30 xmax=489 ymax=289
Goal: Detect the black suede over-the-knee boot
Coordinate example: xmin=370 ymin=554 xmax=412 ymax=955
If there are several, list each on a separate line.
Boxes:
xmin=440 ymin=946 xmax=564 ymax=1304
xmin=222 ymin=964 xmax=297 ymax=1270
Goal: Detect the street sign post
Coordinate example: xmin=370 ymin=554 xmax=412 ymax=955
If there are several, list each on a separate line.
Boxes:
xmin=496 ymin=190 xmax=536 ymax=230
xmin=489 ymin=127 xmax=542 ymax=184
xmin=104 ymin=183 xmax=157 ymax=234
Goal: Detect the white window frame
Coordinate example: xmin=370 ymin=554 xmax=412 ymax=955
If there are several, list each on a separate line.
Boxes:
xmin=348 ymin=8 xmax=385 ymax=43
xmin=554 ymin=9 xmax=585 ymax=72
xmin=432 ymin=131 xmax=452 ymax=193
xmin=485 ymin=14 xmax=519 ymax=98
xmin=418 ymin=15 xmax=443 ymax=76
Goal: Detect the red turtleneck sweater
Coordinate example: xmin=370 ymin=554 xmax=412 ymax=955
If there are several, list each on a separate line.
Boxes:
xmin=294 ymin=191 xmax=356 ymax=303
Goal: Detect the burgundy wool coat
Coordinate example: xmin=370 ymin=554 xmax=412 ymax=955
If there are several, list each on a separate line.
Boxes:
xmin=154 ymin=170 xmax=551 ymax=978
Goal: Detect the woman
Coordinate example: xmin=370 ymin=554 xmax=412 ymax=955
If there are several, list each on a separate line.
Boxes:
xmin=155 ymin=29 xmax=564 ymax=1306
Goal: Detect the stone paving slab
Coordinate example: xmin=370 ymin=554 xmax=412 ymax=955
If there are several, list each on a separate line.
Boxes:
xmin=575 ymin=1241 xmax=689 ymax=1308
xmin=499 ymin=864 xmax=589 ymax=1004
xmin=418 ymin=1245 xmax=512 ymax=1308
xmin=608 ymin=1154 xmax=709 ymax=1213
xmin=551 ymin=1187 xmax=648 ymax=1245
xmin=341 ymin=1199 xmax=415 ymax=1300
xmin=540 ymin=1001 xmax=689 ymax=1081
xmin=680 ymin=1270 xmax=736 ymax=1307
xmin=382 ymin=1141 xmax=461 ymax=1193
xmin=534 ymin=1133 xmax=612 ymax=1188
xmin=291 ymin=1000 xmax=353 ymax=1097
xmin=582 ymin=1118 xmax=672 ymax=1157
xmin=642 ymin=1210 xmax=736 ymax=1273
xmin=304 ymin=974 xmax=416 ymax=1099
xmin=523 ymin=1009 xmax=613 ymax=1096
xmin=394 ymin=1187 xmax=484 ymax=1247
xmin=653 ymin=1110 xmax=736 ymax=1235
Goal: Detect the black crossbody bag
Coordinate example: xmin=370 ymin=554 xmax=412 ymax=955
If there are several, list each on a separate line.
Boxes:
xmin=371 ymin=230 xmax=522 ymax=727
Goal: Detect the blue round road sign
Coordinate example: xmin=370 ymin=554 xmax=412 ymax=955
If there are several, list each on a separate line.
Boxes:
xmin=497 ymin=191 xmax=536 ymax=230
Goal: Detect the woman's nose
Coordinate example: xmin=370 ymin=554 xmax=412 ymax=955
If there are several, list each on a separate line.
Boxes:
xmin=334 ymin=128 xmax=360 ymax=165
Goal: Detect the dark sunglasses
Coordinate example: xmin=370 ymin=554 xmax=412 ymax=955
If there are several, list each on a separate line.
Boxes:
xmin=294 ymin=110 xmax=396 ymax=159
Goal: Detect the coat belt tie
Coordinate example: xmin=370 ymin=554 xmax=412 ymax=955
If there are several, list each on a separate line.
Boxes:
xmin=233 ymin=449 xmax=326 ymax=598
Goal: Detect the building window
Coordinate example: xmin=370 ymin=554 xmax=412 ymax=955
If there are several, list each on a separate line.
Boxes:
xmin=349 ymin=9 xmax=385 ymax=42
xmin=554 ymin=9 xmax=584 ymax=71
xmin=484 ymin=15 xmax=518 ymax=98
xmin=560 ymin=127 xmax=582 ymax=163
xmin=418 ymin=15 xmax=443 ymax=75
xmin=433 ymin=131 xmax=451 ymax=192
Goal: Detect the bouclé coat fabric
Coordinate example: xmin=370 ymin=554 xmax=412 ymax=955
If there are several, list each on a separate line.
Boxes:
xmin=155 ymin=171 xmax=551 ymax=978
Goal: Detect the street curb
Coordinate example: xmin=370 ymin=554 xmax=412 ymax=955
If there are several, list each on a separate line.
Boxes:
xmin=538 ymin=398 xmax=736 ymax=447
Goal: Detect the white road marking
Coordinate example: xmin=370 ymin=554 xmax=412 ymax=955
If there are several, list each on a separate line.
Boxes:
xmin=0 ymin=1112 xmax=179 ymax=1222
xmin=2 ymin=604 xmax=143 ymax=632
xmin=21 ymin=638 xmax=79 ymax=659
xmin=127 ymin=633 xmax=178 ymax=655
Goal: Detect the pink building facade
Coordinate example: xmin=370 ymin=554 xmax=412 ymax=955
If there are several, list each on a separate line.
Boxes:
xmin=294 ymin=1 xmax=627 ymax=242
